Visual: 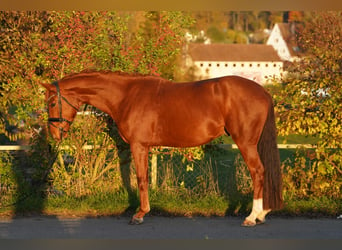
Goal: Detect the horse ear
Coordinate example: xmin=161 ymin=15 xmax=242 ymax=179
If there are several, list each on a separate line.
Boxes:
xmin=40 ymin=83 xmax=55 ymax=92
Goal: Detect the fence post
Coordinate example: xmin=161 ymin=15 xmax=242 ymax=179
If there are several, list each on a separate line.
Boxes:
xmin=151 ymin=153 xmax=157 ymax=189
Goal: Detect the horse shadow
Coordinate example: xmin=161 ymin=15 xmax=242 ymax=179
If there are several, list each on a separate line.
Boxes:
xmin=202 ymin=144 xmax=253 ymax=217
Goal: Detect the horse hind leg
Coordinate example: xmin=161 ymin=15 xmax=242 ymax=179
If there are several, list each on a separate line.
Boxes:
xmin=236 ymin=144 xmax=271 ymax=227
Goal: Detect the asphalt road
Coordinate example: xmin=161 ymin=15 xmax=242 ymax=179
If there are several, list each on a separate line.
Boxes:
xmin=0 ymin=215 xmax=341 ymax=239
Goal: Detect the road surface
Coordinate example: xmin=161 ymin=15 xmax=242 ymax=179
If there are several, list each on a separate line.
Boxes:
xmin=0 ymin=215 xmax=341 ymax=239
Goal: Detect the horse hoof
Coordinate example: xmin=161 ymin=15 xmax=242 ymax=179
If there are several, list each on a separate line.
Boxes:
xmin=129 ymin=216 xmax=144 ymax=225
xmin=241 ymin=219 xmax=256 ymax=227
xmin=256 ymin=218 xmax=265 ymax=225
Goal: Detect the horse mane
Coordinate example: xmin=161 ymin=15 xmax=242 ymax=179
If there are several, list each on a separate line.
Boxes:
xmin=60 ymin=69 xmax=164 ymax=82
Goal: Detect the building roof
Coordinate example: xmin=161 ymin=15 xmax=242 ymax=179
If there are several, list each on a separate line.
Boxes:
xmin=188 ymin=43 xmax=282 ymax=62
xmin=275 ymin=23 xmax=301 ymax=57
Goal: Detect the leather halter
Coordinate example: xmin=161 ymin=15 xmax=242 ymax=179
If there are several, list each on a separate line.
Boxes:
xmin=47 ymin=81 xmax=78 ymax=139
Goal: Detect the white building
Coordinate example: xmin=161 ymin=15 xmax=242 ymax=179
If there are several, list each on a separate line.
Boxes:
xmin=266 ymin=23 xmax=301 ymax=62
xmin=186 ymin=43 xmax=283 ymax=85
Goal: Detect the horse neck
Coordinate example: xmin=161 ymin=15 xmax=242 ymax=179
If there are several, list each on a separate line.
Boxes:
xmin=62 ymin=76 xmax=128 ymax=120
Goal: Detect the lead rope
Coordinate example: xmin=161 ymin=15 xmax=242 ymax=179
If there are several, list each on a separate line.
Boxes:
xmin=39 ymin=140 xmax=62 ymax=188
xmin=54 ymin=81 xmax=64 ymax=140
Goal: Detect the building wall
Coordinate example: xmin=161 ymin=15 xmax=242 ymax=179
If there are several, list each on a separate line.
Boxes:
xmin=193 ymin=61 xmax=283 ymax=84
xmin=267 ymin=24 xmax=292 ymax=61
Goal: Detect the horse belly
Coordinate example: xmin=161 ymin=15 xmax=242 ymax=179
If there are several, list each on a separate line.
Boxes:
xmin=155 ymin=110 xmax=225 ymax=147
xmin=120 ymin=82 xmax=225 ymax=147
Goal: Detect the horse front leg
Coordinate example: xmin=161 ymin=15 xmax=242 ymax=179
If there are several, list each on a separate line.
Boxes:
xmin=129 ymin=143 xmax=150 ymax=225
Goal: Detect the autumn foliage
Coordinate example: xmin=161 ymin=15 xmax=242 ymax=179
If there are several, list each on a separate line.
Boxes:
xmin=275 ymin=11 xmax=342 ymax=199
xmin=0 ymin=11 xmax=193 ymax=197
xmin=0 ymin=11 xmax=193 ymax=140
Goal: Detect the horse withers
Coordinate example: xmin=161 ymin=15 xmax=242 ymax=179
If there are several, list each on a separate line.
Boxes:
xmin=41 ymin=70 xmax=283 ymax=226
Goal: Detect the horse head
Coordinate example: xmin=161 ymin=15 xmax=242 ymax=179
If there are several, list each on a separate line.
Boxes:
xmin=41 ymin=82 xmax=79 ymax=141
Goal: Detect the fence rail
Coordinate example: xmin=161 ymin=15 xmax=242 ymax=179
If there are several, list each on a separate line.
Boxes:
xmin=0 ymin=144 xmax=316 ymax=151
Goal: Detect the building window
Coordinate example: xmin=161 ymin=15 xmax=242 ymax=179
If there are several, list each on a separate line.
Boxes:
xmin=225 ymin=63 xmax=228 ymax=67
xmin=257 ymin=63 xmax=260 ymax=67
xmin=273 ymin=63 xmax=277 ymax=67
xmin=249 ymin=63 xmax=253 ymax=67
xmin=200 ymin=63 xmax=203 ymax=67
xmin=241 ymin=63 xmax=244 ymax=67
xmin=217 ymin=63 xmax=220 ymax=67
xmin=233 ymin=63 xmax=236 ymax=67
xmin=208 ymin=63 xmax=212 ymax=67
xmin=265 ymin=63 xmax=269 ymax=67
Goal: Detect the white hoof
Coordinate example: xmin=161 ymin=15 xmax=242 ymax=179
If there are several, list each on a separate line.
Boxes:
xmin=241 ymin=219 xmax=256 ymax=227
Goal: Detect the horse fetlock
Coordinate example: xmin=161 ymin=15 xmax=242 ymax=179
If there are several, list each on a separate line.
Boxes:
xmin=138 ymin=205 xmax=150 ymax=215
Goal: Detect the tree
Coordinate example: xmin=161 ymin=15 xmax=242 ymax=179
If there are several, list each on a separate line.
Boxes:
xmin=131 ymin=11 xmax=194 ymax=78
xmin=0 ymin=11 xmax=50 ymax=140
xmin=275 ymin=11 xmax=342 ymax=198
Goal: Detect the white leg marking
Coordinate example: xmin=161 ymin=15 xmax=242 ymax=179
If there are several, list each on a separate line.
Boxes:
xmin=242 ymin=199 xmax=263 ymax=226
xmin=246 ymin=198 xmax=263 ymax=221
xmin=242 ymin=199 xmax=272 ymax=226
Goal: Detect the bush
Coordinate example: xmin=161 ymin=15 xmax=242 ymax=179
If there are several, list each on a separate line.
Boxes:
xmin=50 ymin=114 xmax=123 ymax=197
xmin=0 ymin=151 xmax=16 ymax=196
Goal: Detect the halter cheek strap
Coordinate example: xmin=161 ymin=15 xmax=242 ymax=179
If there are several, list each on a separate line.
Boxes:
xmin=47 ymin=81 xmax=78 ymax=139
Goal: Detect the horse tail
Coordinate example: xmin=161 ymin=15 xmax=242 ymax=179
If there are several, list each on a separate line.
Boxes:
xmin=257 ymin=101 xmax=283 ymax=210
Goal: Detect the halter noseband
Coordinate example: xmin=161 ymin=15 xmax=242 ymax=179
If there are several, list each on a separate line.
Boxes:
xmin=47 ymin=81 xmax=78 ymax=139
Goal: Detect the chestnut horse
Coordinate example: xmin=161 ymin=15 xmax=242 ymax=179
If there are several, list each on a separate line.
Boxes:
xmin=41 ymin=70 xmax=283 ymax=226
